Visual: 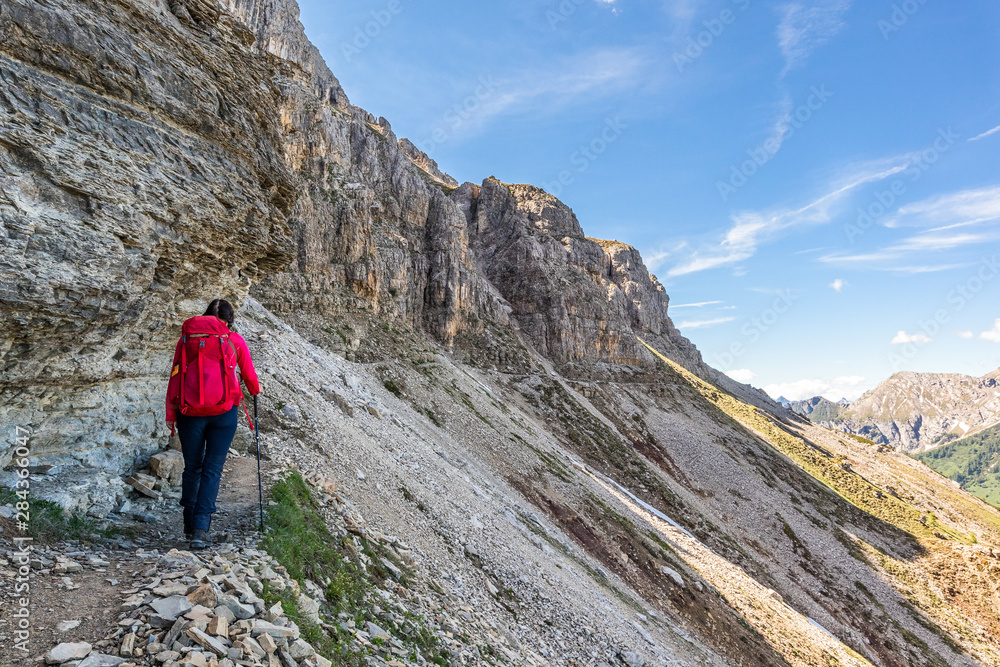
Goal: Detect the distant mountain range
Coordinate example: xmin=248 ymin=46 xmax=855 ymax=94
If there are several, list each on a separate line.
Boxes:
xmin=785 ymin=368 xmax=1000 ymax=506
xmin=784 ymin=396 xmax=848 ymax=423
xmin=785 ymin=369 xmax=1000 ymax=453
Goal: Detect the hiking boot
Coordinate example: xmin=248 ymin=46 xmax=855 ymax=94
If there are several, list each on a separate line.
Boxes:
xmin=190 ymin=529 xmax=212 ymax=550
xmin=183 ymin=509 xmax=194 ymax=540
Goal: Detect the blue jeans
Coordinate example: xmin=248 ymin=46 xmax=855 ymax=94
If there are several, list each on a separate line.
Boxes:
xmin=177 ymin=405 xmax=238 ymax=532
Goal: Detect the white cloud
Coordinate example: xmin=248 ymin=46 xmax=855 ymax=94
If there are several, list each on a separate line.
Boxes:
xmin=892 ymin=232 xmax=990 ymax=251
xmin=642 ymin=240 xmax=689 ymax=272
xmin=776 ymin=0 xmax=852 ymax=74
xmin=830 ymin=278 xmax=846 ymax=292
xmin=668 ymin=161 xmax=908 ymax=276
xmin=885 ymin=185 xmax=1000 ymax=231
xmin=671 ymin=300 xmax=724 ymax=308
xmin=595 ymin=0 xmax=623 ymax=15
xmin=820 ymin=228 xmax=994 ymax=269
xmin=442 ymin=48 xmax=647 ymax=138
xmin=725 ymin=369 xmax=757 ymax=383
xmin=957 ymin=331 xmax=974 ymax=339
xmin=763 ymin=374 xmax=869 ymax=402
xmin=820 ymin=186 xmax=1000 ymax=268
xmin=764 ymin=93 xmax=795 ymax=155
xmin=969 ymin=125 xmax=1000 ymax=142
xmin=891 ymin=331 xmax=933 ymax=345
xmin=677 ymin=317 xmax=736 ymax=329
xmin=982 ymin=319 xmax=1000 ymax=343
xmin=884 ymin=263 xmax=971 ymax=274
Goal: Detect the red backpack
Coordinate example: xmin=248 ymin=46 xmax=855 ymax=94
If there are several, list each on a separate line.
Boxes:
xmin=169 ymin=316 xmax=245 ymax=419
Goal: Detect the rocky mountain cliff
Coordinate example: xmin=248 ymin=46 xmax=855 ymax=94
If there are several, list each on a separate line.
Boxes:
xmin=4 ymin=1 xmax=1000 ymax=666
xmin=787 ymin=396 xmax=845 ymax=422
xmin=0 ymin=0 xmax=295 ymax=478
xmin=823 ymin=370 xmax=1000 ymax=453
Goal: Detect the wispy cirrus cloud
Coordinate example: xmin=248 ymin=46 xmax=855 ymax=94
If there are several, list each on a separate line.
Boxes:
xmin=671 ymin=300 xmax=725 ymax=308
xmin=820 ymin=184 xmax=1000 ymax=270
xmin=668 ymin=159 xmax=908 ymax=276
xmin=677 ymin=316 xmax=736 ymax=329
xmin=776 ymin=0 xmax=852 ymax=75
xmin=969 ymin=125 xmax=1000 ymax=142
xmin=762 ymin=1 xmax=851 ymax=155
xmin=489 ymin=47 xmax=646 ymax=113
xmin=884 ymin=184 xmax=1000 ymax=231
xmin=427 ymin=47 xmax=648 ymax=141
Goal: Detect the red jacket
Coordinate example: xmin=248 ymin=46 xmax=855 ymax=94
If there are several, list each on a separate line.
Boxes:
xmin=166 ymin=316 xmax=260 ymax=421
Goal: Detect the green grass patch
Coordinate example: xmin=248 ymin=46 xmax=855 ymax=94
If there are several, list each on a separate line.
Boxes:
xmin=916 ymin=423 xmax=1000 ymax=507
xmin=0 ymin=488 xmax=133 ymax=543
xmin=262 ymin=472 xmax=454 ymax=666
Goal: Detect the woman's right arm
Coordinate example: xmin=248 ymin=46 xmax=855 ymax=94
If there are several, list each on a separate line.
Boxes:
xmin=234 ymin=335 xmax=261 ymax=396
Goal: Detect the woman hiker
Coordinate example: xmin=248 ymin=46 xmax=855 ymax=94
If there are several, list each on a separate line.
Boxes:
xmin=165 ymin=299 xmax=260 ymax=550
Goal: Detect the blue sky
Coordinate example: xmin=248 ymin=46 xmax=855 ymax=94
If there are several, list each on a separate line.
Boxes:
xmin=296 ymin=0 xmax=1000 ymax=401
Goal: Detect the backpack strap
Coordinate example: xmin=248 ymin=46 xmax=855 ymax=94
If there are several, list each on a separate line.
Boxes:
xmin=197 ymin=338 xmax=206 ymax=406
xmin=178 ymin=335 xmax=188 ymax=415
xmin=218 ymin=335 xmax=226 ymax=405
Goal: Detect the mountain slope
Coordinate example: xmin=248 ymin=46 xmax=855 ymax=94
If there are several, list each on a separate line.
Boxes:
xmin=826 ymin=370 xmax=1000 ymax=453
xmin=918 ymin=422 xmax=1000 ymax=507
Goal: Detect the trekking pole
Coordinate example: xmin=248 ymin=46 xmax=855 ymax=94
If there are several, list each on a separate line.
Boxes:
xmin=254 ymin=394 xmax=264 ymax=533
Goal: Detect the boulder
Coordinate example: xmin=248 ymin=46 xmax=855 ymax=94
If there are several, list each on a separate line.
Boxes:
xmin=78 ymin=654 xmax=127 ymax=667
xmin=186 ymin=626 xmax=228 ymax=656
xmin=150 ymin=595 xmax=194 ymax=621
xmin=126 ymin=475 xmax=161 ymax=499
xmin=287 ymin=639 xmax=315 ymax=661
xmin=251 ymin=619 xmax=298 ymax=639
xmin=296 ymin=594 xmax=321 ymax=625
xmin=660 ymin=566 xmax=685 ymax=588
xmin=149 ymin=450 xmax=185 ymax=485
xmin=280 ymin=404 xmax=301 ymax=423
xmin=45 ymin=642 xmax=92 ymax=664
xmin=186 ymin=584 xmax=218 ymax=608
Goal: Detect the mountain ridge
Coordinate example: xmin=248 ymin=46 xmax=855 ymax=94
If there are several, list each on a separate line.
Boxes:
xmin=789 ymin=368 xmax=1000 ymax=454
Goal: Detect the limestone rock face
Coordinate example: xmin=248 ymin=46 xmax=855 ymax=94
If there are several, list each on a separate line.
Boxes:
xmin=460 ymin=179 xmax=736 ymax=381
xmin=225 ymin=1 xmax=507 ymax=347
xmin=397 ymin=138 xmax=458 ymax=188
xmin=216 ymin=0 xmax=761 ymax=401
xmin=223 ymin=0 xmax=350 ymax=112
xmin=0 ymin=0 xmax=295 ymax=468
xmin=0 ymin=0 xmax=776 ymax=478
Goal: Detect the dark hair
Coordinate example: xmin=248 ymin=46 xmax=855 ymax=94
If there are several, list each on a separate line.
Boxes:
xmin=204 ymin=299 xmax=235 ymax=329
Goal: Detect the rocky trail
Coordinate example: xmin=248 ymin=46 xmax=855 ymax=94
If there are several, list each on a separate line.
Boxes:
xmin=0 ymin=443 xmax=699 ymax=667
xmin=0 ymin=454 xmax=272 ymax=667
